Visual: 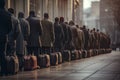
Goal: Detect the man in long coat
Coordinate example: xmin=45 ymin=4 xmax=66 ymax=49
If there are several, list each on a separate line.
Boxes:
xmin=54 ymin=17 xmax=64 ymax=52
xmin=41 ymin=13 xmax=55 ymax=54
xmin=0 ymin=0 xmax=12 ymax=76
xmin=26 ymin=11 xmax=42 ymax=56
xmin=7 ymin=8 xmax=21 ymax=56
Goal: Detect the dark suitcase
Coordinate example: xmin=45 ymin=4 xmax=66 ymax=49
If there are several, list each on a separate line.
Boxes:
xmin=50 ymin=53 xmax=58 ymax=66
xmin=81 ymin=50 xmax=87 ymax=58
xmin=62 ymin=50 xmax=71 ymax=62
xmin=24 ymin=55 xmax=39 ymax=71
xmin=37 ymin=54 xmax=50 ymax=68
xmin=5 ymin=55 xmax=19 ymax=75
xmin=71 ymin=50 xmax=79 ymax=60
xmin=57 ymin=52 xmax=62 ymax=64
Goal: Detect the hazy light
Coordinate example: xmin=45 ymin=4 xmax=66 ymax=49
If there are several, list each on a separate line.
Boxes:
xmin=84 ymin=0 xmax=100 ymax=9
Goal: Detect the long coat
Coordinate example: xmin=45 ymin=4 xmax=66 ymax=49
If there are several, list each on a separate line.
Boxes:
xmin=70 ymin=25 xmax=79 ymax=50
xmin=41 ymin=19 xmax=55 ymax=47
xmin=54 ymin=22 xmax=64 ymax=50
xmin=16 ymin=18 xmax=30 ymax=56
xmin=26 ymin=16 xmax=42 ymax=47
xmin=7 ymin=15 xmax=21 ymax=55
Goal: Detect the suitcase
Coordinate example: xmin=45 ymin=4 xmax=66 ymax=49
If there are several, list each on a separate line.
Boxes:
xmin=57 ymin=52 xmax=62 ymax=64
xmin=37 ymin=54 xmax=50 ymax=68
xmin=50 ymin=53 xmax=58 ymax=66
xmin=87 ymin=50 xmax=93 ymax=57
xmin=78 ymin=50 xmax=82 ymax=59
xmin=5 ymin=55 xmax=19 ymax=75
xmin=81 ymin=50 xmax=87 ymax=58
xmin=24 ymin=55 xmax=39 ymax=71
xmin=62 ymin=50 xmax=71 ymax=62
xmin=71 ymin=50 xmax=79 ymax=60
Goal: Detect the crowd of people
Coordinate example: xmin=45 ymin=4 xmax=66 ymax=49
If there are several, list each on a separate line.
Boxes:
xmin=0 ymin=0 xmax=111 ymax=76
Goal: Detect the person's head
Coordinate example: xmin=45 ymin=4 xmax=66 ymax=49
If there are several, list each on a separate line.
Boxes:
xmin=93 ymin=28 xmax=96 ymax=31
xmin=76 ymin=25 xmax=79 ymax=28
xmin=97 ymin=29 xmax=99 ymax=32
xmin=8 ymin=8 xmax=14 ymax=14
xmin=60 ymin=17 xmax=64 ymax=23
xmin=18 ymin=12 xmax=24 ymax=18
xmin=55 ymin=17 xmax=59 ymax=22
xmin=29 ymin=11 xmax=35 ymax=17
xmin=83 ymin=25 xmax=86 ymax=29
xmin=69 ymin=20 xmax=75 ymax=26
xmin=44 ymin=13 xmax=49 ymax=19
xmin=65 ymin=22 xmax=68 ymax=24
xmin=0 ymin=0 xmax=5 ymax=8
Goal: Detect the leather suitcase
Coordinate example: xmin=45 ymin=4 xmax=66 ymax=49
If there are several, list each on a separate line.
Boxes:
xmin=87 ymin=50 xmax=93 ymax=57
xmin=62 ymin=50 xmax=71 ymax=62
xmin=78 ymin=50 xmax=82 ymax=59
xmin=37 ymin=54 xmax=50 ymax=68
xmin=71 ymin=50 xmax=79 ymax=60
xmin=81 ymin=50 xmax=87 ymax=58
xmin=57 ymin=52 xmax=62 ymax=64
xmin=6 ymin=55 xmax=19 ymax=75
xmin=24 ymin=55 xmax=39 ymax=71
xmin=50 ymin=53 xmax=58 ymax=66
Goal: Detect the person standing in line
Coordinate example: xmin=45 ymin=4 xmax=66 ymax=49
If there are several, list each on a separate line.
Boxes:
xmin=26 ymin=11 xmax=42 ymax=56
xmin=0 ymin=0 xmax=12 ymax=76
xmin=59 ymin=17 xmax=68 ymax=50
xmin=54 ymin=17 xmax=64 ymax=52
xmin=18 ymin=12 xmax=30 ymax=70
xmin=7 ymin=8 xmax=21 ymax=56
xmin=41 ymin=13 xmax=55 ymax=54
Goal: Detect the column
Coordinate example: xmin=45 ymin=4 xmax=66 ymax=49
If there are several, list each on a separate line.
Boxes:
xmin=25 ymin=0 xmax=30 ymax=17
xmin=67 ymin=0 xmax=73 ymax=21
xmin=53 ymin=0 xmax=58 ymax=18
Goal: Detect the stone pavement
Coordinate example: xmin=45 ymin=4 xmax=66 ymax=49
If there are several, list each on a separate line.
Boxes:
xmin=0 ymin=51 xmax=120 ymax=80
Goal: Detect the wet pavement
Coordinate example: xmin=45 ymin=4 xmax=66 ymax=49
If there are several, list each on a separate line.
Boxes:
xmin=0 ymin=51 xmax=120 ymax=80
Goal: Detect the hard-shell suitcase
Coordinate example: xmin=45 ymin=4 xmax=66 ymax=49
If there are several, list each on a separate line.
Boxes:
xmin=81 ymin=50 xmax=87 ymax=58
xmin=57 ymin=52 xmax=62 ymax=64
xmin=78 ymin=50 xmax=82 ymax=59
xmin=62 ymin=50 xmax=71 ymax=62
xmin=87 ymin=49 xmax=93 ymax=57
xmin=24 ymin=55 xmax=39 ymax=71
xmin=37 ymin=54 xmax=50 ymax=68
xmin=6 ymin=55 xmax=19 ymax=75
xmin=50 ymin=53 xmax=58 ymax=66
xmin=71 ymin=50 xmax=79 ymax=60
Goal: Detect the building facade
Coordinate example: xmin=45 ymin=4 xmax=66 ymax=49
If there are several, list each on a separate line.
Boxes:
xmin=5 ymin=0 xmax=83 ymax=24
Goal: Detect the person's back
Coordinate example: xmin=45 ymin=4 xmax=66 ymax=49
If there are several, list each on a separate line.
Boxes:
xmin=0 ymin=0 xmax=12 ymax=76
xmin=26 ymin=11 xmax=42 ymax=56
xmin=54 ymin=17 xmax=64 ymax=51
xmin=41 ymin=13 xmax=55 ymax=48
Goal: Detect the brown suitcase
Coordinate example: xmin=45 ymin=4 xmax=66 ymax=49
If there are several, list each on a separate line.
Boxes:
xmin=78 ymin=50 xmax=82 ymax=59
xmin=62 ymin=50 xmax=71 ymax=62
xmin=37 ymin=54 xmax=50 ymax=68
xmin=24 ymin=55 xmax=39 ymax=71
xmin=71 ymin=50 xmax=79 ymax=60
xmin=87 ymin=50 xmax=93 ymax=57
xmin=6 ymin=55 xmax=19 ymax=75
xmin=57 ymin=52 xmax=62 ymax=64
xmin=50 ymin=53 xmax=58 ymax=66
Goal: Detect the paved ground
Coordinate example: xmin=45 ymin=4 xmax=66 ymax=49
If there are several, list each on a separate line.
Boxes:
xmin=0 ymin=51 xmax=120 ymax=80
